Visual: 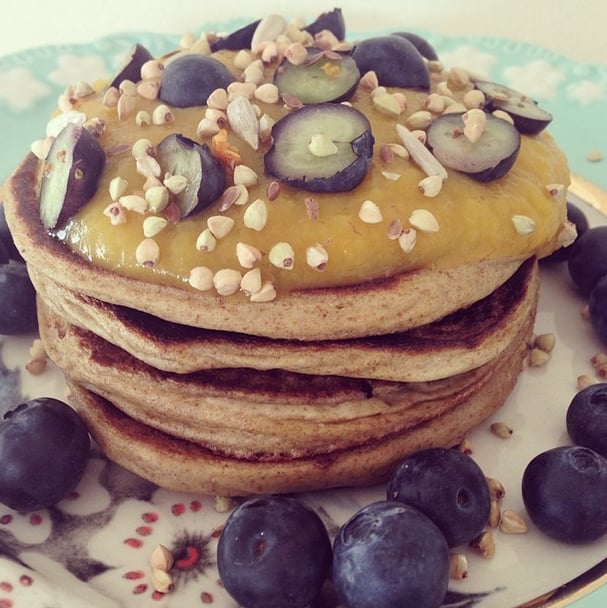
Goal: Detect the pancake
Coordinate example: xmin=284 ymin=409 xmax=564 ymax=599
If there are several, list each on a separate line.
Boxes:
xmin=5 ymin=154 xmax=528 ymax=341
xmin=61 ymin=302 xmax=531 ymax=496
xmin=31 ymin=256 xmax=538 ymax=381
xmin=38 ymin=268 xmax=536 ymax=461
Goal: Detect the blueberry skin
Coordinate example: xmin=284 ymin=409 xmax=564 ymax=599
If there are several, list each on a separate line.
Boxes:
xmin=0 ymin=398 xmax=90 ymax=512
xmin=332 ymin=501 xmax=449 ymax=608
xmin=589 ymin=274 xmax=607 ymax=346
xmin=0 ymin=261 xmax=38 ymax=335
xmin=387 ymin=447 xmax=491 ymax=547
xmin=567 ymin=225 xmax=607 ymax=296
xmin=522 ymin=446 xmax=607 ymax=543
xmin=567 ymin=383 xmax=607 ymax=458
xmin=351 ymin=35 xmax=430 ymax=90
xmin=0 ymin=204 xmax=23 ymax=262
xmin=159 ymin=54 xmax=235 ymax=108
xmin=217 ymin=495 xmax=332 ymax=608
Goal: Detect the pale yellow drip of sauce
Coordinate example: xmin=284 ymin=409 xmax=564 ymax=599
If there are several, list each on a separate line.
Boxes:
xmin=58 ymin=50 xmax=570 ymax=293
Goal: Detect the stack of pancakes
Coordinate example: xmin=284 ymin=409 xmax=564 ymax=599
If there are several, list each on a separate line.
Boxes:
xmin=7 ymin=159 xmax=538 ymax=494
xmin=3 ymin=19 xmax=570 ymax=496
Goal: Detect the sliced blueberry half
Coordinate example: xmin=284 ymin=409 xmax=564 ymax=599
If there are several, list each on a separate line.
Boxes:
xmin=392 ymin=32 xmax=438 ymax=61
xmin=159 ymin=54 xmax=235 ymax=108
xmin=274 ymin=49 xmax=360 ymax=104
xmin=264 ymin=103 xmax=374 ymax=193
xmin=110 ymin=43 xmax=154 ymax=88
xmin=304 ymin=8 xmax=346 ymax=41
xmin=475 ymin=80 xmax=553 ymax=134
xmin=156 ymin=134 xmax=226 ymax=217
xmin=351 ymin=35 xmax=430 ymax=90
xmin=426 ymin=112 xmax=521 ymax=182
xmin=210 ymin=19 xmax=261 ymax=51
xmin=40 ymin=123 xmax=106 ymax=230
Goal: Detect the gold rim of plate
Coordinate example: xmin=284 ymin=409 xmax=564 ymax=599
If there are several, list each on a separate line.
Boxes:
xmin=520 ymin=557 xmax=607 ymax=607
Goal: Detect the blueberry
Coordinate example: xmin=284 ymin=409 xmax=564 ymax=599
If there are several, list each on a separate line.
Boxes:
xmin=217 ymin=495 xmax=331 ymax=608
xmin=274 ymin=49 xmax=360 ymax=104
xmin=0 ymin=261 xmax=37 ymax=335
xmin=0 ymin=205 xmax=23 ymax=262
xmin=567 ymin=384 xmax=607 ymax=458
xmin=304 ymin=8 xmax=346 ymax=41
xmin=426 ymin=112 xmax=521 ymax=182
xmin=392 ymin=32 xmax=438 ymax=61
xmin=475 ymin=81 xmax=552 ymax=134
xmin=0 ymin=398 xmax=90 ymax=511
xmin=264 ymin=103 xmax=374 ymax=193
xmin=589 ymin=275 xmax=607 ymax=346
xmin=351 ymin=35 xmax=430 ymax=90
xmin=387 ymin=447 xmax=491 ymax=546
xmin=332 ymin=501 xmax=449 ymax=608
xmin=156 ymin=134 xmax=225 ymax=217
xmin=159 ymin=54 xmax=235 ymax=108
xmin=210 ymin=19 xmax=261 ymax=52
xmin=567 ymin=225 xmax=607 ymax=296
xmin=39 ymin=123 xmax=106 ymax=230
xmin=542 ymin=201 xmax=589 ymax=264
xmin=109 ymin=43 xmax=154 ymax=88
xmin=521 ymin=446 xmax=607 ymax=543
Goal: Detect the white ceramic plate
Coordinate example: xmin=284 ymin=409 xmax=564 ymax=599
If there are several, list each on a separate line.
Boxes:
xmin=1 ymin=22 xmax=607 ymax=608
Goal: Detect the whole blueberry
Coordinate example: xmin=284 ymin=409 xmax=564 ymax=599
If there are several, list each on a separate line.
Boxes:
xmin=217 ymin=495 xmax=331 ymax=608
xmin=567 ymin=383 xmax=607 ymax=458
xmin=522 ymin=446 xmax=607 ymax=543
xmin=0 ymin=261 xmax=38 ymax=334
xmin=0 ymin=204 xmax=24 ymax=262
xmin=332 ymin=501 xmax=449 ymax=608
xmin=387 ymin=447 xmax=491 ymax=546
xmin=589 ymin=274 xmax=607 ymax=346
xmin=567 ymin=225 xmax=607 ymax=296
xmin=0 ymin=398 xmax=90 ymax=511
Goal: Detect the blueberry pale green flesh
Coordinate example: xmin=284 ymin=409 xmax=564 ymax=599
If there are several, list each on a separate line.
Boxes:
xmin=589 ymin=276 xmax=607 ymax=348
xmin=475 ymin=81 xmax=553 ymax=135
xmin=521 ymin=446 xmax=607 ymax=543
xmin=264 ymin=103 xmax=374 ymax=193
xmin=0 ymin=262 xmax=38 ymax=335
xmin=387 ymin=447 xmax=491 ymax=547
xmin=542 ymin=201 xmax=589 ymax=264
xmin=109 ymin=43 xmax=154 ymax=88
xmin=426 ymin=112 xmax=521 ymax=182
xmin=39 ymin=123 xmax=106 ymax=230
xmin=217 ymin=495 xmax=332 ymax=608
xmin=332 ymin=501 xmax=450 ymax=608
xmin=567 ymin=226 xmax=607 ymax=296
xmin=274 ymin=50 xmax=360 ymax=104
xmin=392 ymin=31 xmax=439 ymax=61
xmin=304 ymin=8 xmax=346 ymax=40
xmin=567 ymin=384 xmax=607 ymax=458
xmin=0 ymin=205 xmax=24 ymax=262
xmin=210 ymin=19 xmax=261 ymax=51
xmin=156 ymin=134 xmax=225 ymax=217
xmin=0 ymin=398 xmax=90 ymax=512
xmin=158 ymin=54 xmax=235 ymax=108
xmin=351 ymin=35 xmax=430 ymax=90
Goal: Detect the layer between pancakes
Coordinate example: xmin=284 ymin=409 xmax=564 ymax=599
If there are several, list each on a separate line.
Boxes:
xmin=31 ymin=257 xmax=538 ymax=382
xmin=39 ymin=279 xmax=534 ymax=478
xmin=6 ymin=154 xmax=527 ymax=341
